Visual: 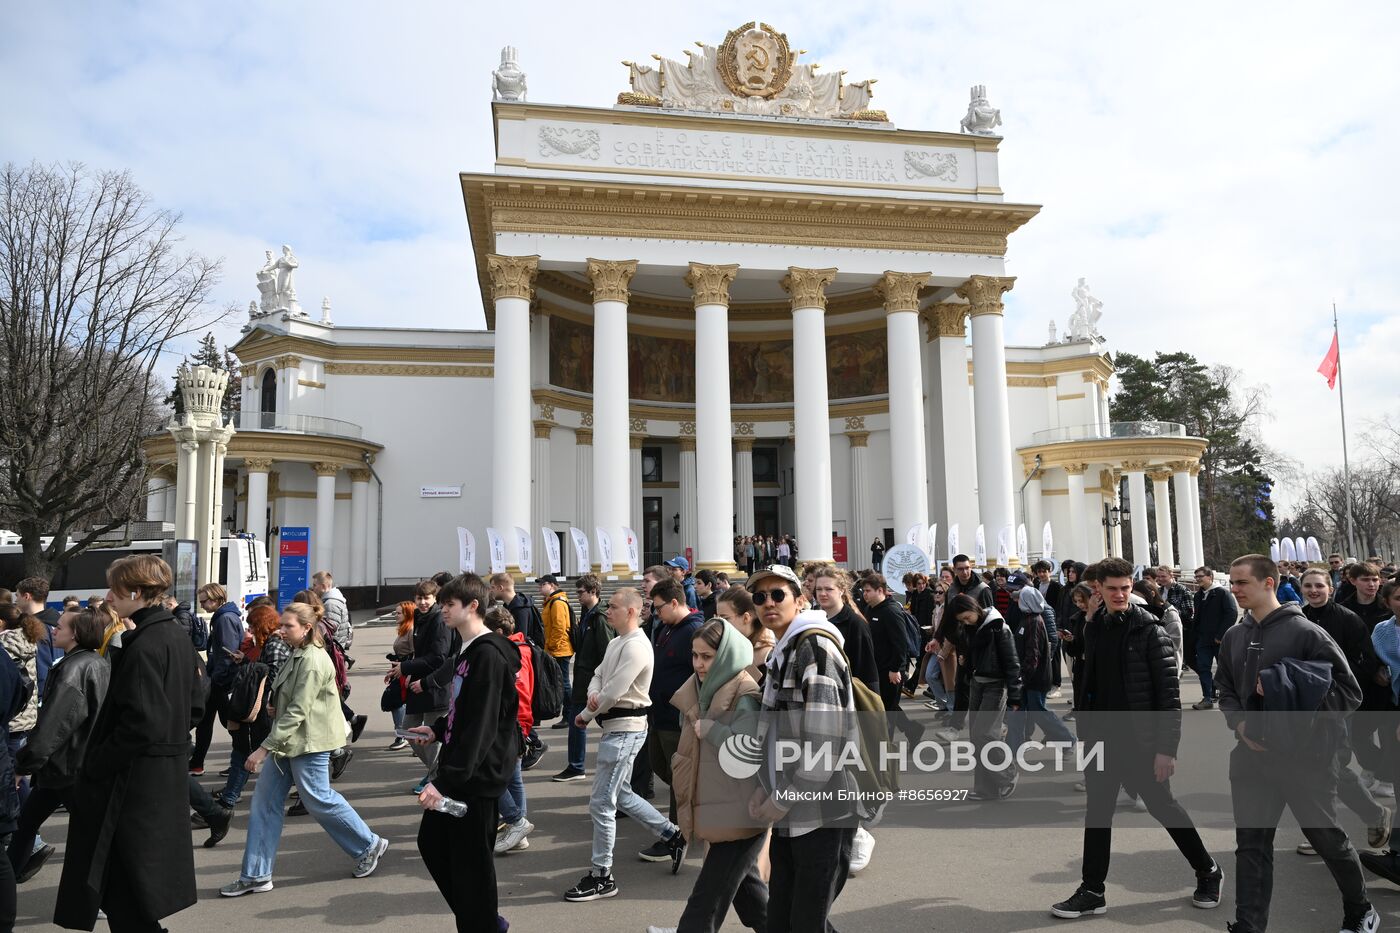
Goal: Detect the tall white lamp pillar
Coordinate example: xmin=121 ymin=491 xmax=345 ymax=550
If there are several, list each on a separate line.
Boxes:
xmin=312 ymin=462 xmax=339 ymax=576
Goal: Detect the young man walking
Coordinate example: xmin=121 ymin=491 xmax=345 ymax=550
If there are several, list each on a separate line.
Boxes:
xmin=408 ymin=573 xmax=521 ymax=933
xmin=1191 ymin=566 xmax=1238 ymax=710
xmin=538 ymin=574 xmax=575 ymax=729
xmin=1217 ymin=555 xmax=1376 ymax=933
xmin=643 ymin=578 xmax=704 ymax=843
xmin=553 ymin=574 xmax=614 ymax=783
xmin=947 ymin=555 xmax=994 ymax=608
xmin=1051 ymin=557 xmax=1223 ymax=919
xmin=566 ymin=587 xmax=685 ymax=902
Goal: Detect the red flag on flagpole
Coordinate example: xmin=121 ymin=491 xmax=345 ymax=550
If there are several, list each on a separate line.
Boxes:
xmin=1318 ymin=332 xmax=1340 ymax=389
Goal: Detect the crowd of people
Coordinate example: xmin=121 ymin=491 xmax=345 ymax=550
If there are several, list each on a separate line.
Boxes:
xmin=1 ymin=547 xmax=1399 ymax=932
xmin=733 ymin=535 xmax=799 ymax=575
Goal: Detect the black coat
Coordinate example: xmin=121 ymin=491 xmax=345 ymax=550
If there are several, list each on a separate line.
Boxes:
xmin=966 ymin=614 xmax=1023 ymax=705
xmin=907 ymin=588 xmax=936 ymax=630
xmin=570 ymin=603 xmax=615 ymax=708
xmin=866 ymin=598 xmax=909 ymax=677
xmin=431 ymin=632 xmax=522 ymax=799
xmin=1079 ymin=605 xmax=1182 ymax=757
xmin=400 ymin=605 xmax=450 ymax=713
xmin=56 ymin=605 xmax=202 ymax=930
xmin=0 ymin=645 xmax=24 ymax=835
xmin=1302 ymin=601 xmax=1378 ymax=686
xmin=829 ymin=604 xmax=879 ymax=692
xmin=1014 ymin=612 xmax=1052 ymax=694
xmin=1193 ymin=585 xmax=1239 ymax=646
xmin=17 ymin=648 xmax=110 ymax=788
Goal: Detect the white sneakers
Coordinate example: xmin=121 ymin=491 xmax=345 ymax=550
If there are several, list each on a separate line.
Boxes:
xmin=495 ymin=818 xmax=534 ymax=854
xmin=849 ymin=826 xmax=875 ymax=875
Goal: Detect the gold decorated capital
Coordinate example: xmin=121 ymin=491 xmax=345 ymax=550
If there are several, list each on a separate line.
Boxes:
xmin=244 ymin=457 xmax=274 ymax=473
xmin=1166 ymin=460 xmax=1192 ymax=475
xmin=734 ymin=437 xmax=755 ymax=453
xmin=924 ymin=302 xmax=970 ymax=340
xmin=533 ymin=421 xmax=554 ymax=440
xmin=678 ymin=437 xmax=697 ymax=453
xmin=1146 ymin=467 xmax=1173 ymax=484
xmin=486 ymin=254 xmax=540 ymax=302
xmin=685 ymin=263 xmax=739 ymax=308
xmin=1188 ymin=463 xmax=1202 ymax=477
xmin=780 ymin=267 xmax=837 ymax=310
xmin=311 ymin=461 xmax=341 ymax=477
xmin=348 ymin=468 xmax=372 ymax=483
xmin=575 ymin=428 xmax=593 ymax=447
xmin=1063 ymin=462 xmax=1089 ymax=476
xmin=875 ymin=271 xmax=931 ymax=313
xmin=630 ymin=435 xmax=647 ymax=450
xmin=955 ymin=275 xmax=1016 ymax=317
xmin=846 ymin=431 xmax=870 ymax=448
xmin=586 ymin=259 xmax=639 ymax=304
xmin=1122 ymin=460 xmax=1150 ymax=473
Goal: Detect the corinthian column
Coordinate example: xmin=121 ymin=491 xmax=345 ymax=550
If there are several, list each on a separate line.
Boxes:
xmin=688 ymin=262 xmax=740 ymax=573
xmin=487 ymin=254 xmax=539 ymax=574
xmin=1125 ymin=461 xmax=1151 ymax=565
xmin=533 ymin=421 xmax=552 ymax=575
xmin=734 ymin=436 xmax=755 ymax=536
xmin=877 ymin=271 xmax=932 ymax=549
xmin=1169 ymin=461 xmax=1197 ymax=570
xmin=588 ymin=258 xmax=637 ymax=570
xmin=957 ymin=275 xmax=1017 ymax=564
xmin=1065 ymin=463 xmax=1088 ymax=562
xmin=1148 ymin=467 xmax=1175 ymax=569
xmin=848 ymin=432 xmax=872 ymax=562
xmin=574 ymin=429 xmax=593 ymax=575
xmin=782 ymin=267 xmax=836 ymax=561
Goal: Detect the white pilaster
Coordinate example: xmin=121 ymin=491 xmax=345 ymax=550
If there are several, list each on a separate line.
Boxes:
xmin=487 ymin=254 xmax=540 ymax=574
xmin=1149 ymin=468 xmax=1175 ymax=569
xmin=280 ymin=355 xmax=300 ymax=416
xmin=195 ymin=439 xmax=216 ymax=587
xmin=532 ymin=421 xmax=552 ymax=576
xmin=629 ymin=439 xmax=643 ymax=539
xmin=689 ymin=262 xmax=739 ymax=572
xmin=208 ymin=436 xmax=230 ymax=580
xmin=1127 ymin=466 xmax=1150 ymax=566
xmin=145 ymin=475 xmax=166 ymax=523
xmin=679 ymin=437 xmax=698 ymax=563
xmin=877 ymin=271 xmax=932 ymax=552
xmin=1189 ymin=466 xmax=1205 ymax=567
xmin=163 ymin=477 xmax=177 ymax=528
xmin=924 ymin=303 xmax=977 ymax=535
xmin=312 ymin=462 xmax=338 ymax=576
xmin=959 ymin=276 xmax=1018 ymax=565
xmin=587 ymin=258 xmax=637 ymax=571
xmin=349 ymin=468 xmax=370 ymax=586
xmin=245 ymin=460 xmax=271 ymax=549
xmin=848 ymin=432 xmax=871 ymax=562
xmin=1024 ymin=471 xmax=1044 ymax=561
xmin=735 ymin=438 xmax=755 ymax=537
xmin=1065 ymin=465 xmax=1088 ymax=562
xmin=575 ymin=429 xmax=594 ymax=575
xmin=1170 ymin=463 xmax=1196 ymax=570
xmin=783 ymin=267 xmax=836 ymax=561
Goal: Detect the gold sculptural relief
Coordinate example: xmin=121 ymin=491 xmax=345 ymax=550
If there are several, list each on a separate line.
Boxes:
xmin=955 ymin=275 xmax=1016 ymax=316
xmin=780 ymin=267 xmax=837 ymax=310
xmin=716 ymin=22 xmax=795 ymax=99
xmin=486 ymin=254 xmax=540 ymax=301
xmin=586 ymin=258 xmax=639 ymax=303
xmin=875 ymin=271 xmax=931 ymax=313
xmin=685 ymin=263 xmax=740 ymax=307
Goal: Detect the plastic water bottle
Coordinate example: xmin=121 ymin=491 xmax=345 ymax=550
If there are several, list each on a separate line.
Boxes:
xmin=433 ymin=796 xmax=469 ymax=817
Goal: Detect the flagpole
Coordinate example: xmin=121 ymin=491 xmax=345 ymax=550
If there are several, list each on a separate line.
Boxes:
xmin=1334 ymin=303 xmax=1357 ymax=557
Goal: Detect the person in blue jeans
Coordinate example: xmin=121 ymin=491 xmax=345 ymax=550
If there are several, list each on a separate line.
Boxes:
xmin=485 ymin=606 xmax=535 ymax=854
xmin=1190 ymin=567 xmax=1238 ymax=710
xmin=565 ymin=587 xmax=686 ymax=903
xmin=554 ymin=574 xmax=614 ymax=783
xmin=220 ymin=602 xmax=387 ymax=897
xmin=1008 ymin=587 xmax=1077 ymax=752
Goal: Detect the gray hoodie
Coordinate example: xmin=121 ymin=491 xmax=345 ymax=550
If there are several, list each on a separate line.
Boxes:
xmin=1216 ymin=602 xmax=1361 ymax=733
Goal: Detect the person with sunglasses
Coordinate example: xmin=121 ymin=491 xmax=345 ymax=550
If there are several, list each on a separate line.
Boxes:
xmin=746 ymin=563 xmax=858 ymax=930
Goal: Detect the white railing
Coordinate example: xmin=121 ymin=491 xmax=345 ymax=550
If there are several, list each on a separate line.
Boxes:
xmin=1030 ymin=421 xmax=1188 ymax=445
xmin=233 ymin=411 xmax=364 ymax=439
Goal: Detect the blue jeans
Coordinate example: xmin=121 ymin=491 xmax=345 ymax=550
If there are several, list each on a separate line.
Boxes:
xmin=567 ymin=707 xmax=588 ymax=771
xmin=590 ymin=729 xmax=676 ymax=874
xmin=240 ymin=751 xmax=379 ymax=882
xmin=1008 ymin=689 xmax=1077 ymax=751
xmin=923 ymin=658 xmax=953 ymax=709
xmin=391 ymin=705 xmax=405 ymax=731
xmin=498 ymin=761 xmax=526 ymax=823
xmin=1196 ymin=643 xmax=1219 ymax=700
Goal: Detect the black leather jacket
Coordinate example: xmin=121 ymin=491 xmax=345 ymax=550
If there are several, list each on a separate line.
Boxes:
xmin=17 ymin=648 xmax=111 ymax=788
xmin=965 ymin=613 xmax=1023 ymax=705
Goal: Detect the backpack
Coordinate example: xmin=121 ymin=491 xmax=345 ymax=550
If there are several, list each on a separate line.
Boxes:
xmin=320 ymin=627 xmax=351 ymax=698
xmin=793 ymin=630 xmax=900 ymax=800
xmin=226 ymin=660 xmax=270 ymax=723
xmin=526 ymin=635 xmax=563 ymax=721
xmin=524 ymin=601 xmax=546 ymax=649
xmin=177 ymin=604 xmax=209 ymax=651
xmin=896 ymin=604 xmax=922 ymax=660
xmin=2 ymin=645 xmax=34 ymax=719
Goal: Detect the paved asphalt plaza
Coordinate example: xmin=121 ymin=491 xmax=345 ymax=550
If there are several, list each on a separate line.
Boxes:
xmin=15 ymin=619 xmax=1400 ymax=932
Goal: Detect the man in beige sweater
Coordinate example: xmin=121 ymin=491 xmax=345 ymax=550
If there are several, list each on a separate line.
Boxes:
xmin=564 ymin=587 xmax=686 ymax=902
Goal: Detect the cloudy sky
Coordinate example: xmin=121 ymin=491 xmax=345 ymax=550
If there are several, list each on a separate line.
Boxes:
xmin=5 ymin=1 xmax=1396 ymax=515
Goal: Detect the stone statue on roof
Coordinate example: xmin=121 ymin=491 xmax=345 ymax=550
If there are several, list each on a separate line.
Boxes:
xmin=493 ymin=46 xmax=527 ymax=102
xmin=1067 ymin=277 xmax=1104 ymax=341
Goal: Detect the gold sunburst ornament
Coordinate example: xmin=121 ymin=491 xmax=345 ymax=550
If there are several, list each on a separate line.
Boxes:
xmin=717 ymin=22 xmax=794 ymax=99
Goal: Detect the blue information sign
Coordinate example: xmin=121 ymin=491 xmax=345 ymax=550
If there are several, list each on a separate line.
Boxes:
xmin=277 ymin=526 xmax=310 ymax=610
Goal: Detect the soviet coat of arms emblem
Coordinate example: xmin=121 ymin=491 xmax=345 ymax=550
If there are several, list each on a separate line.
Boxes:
xmin=718 ymin=22 xmax=793 ymax=99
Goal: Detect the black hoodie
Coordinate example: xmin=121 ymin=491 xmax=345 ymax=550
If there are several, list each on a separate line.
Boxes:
xmin=431 ymin=631 xmax=522 ymax=799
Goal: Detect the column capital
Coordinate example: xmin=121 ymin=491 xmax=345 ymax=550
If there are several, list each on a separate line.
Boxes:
xmin=734 ymin=437 xmax=755 ymax=453
xmin=1166 ymin=460 xmax=1193 ymax=474
xmin=1188 ymin=462 xmax=1202 ymax=477
xmin=1021 ymin=458 xmax=1040 ymax=479
xmin=685 ymin=263 xmax=739 ymax=308
xmin=244 ymin=457 xmax=274 ymax=473
xmin=846 ymin=431 xmax=870 ymax=448
xmin=239 ymin=363 xmax=258 ymax=379
xmin=486 ymin=254 xmax=540 ymax=301
xmin=575 ymin=428 xmax=593 ymax=446
xmin=311 ymin=461 xmax=340 ymax=477
xmin=678 ymin=437 xmax=697 ymax=453
xmin=348 ymin=468 xmax=372 ymax=483
xmin=274 ymin=354 xmax=303 ymax=369
xmin=1122 ymin=460 xmax=1150 ymax=473
xmin=533 ymin=420 xmax=554 ymax=439
xmin=955 ymin=275 xmax=1016 ymax=316
xmin=780 ymin=266 xmax=837 ymax=310
xmin=1063 ymin=462 xmax=1089 ymax=476
xmin=586 ymin=258 xmax=639 ymax=303
xmin=924 ymin=301 xmax=970 ymax=340
xmin=630 ymin=434 xmax=647 ymax=450
xmin=875 ymin=271 xmax=931 ymax=313
xmin=1146 ymin=467 xmax=1173 ymax=483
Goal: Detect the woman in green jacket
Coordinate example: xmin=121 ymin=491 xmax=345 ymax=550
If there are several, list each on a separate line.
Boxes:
xmin=220 ymin=602 xmax=388 ymax=897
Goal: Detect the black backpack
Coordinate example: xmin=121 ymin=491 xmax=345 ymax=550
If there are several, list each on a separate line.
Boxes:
xmin=527 ymin=636 xmax=564 ymax=722
xmin=562 ymin=598 xmax=586 ymax=654
xmin=226 ymin=660 xmax=271 ymax=723
xmin=896 ymin=603 xmax=923 ymax=660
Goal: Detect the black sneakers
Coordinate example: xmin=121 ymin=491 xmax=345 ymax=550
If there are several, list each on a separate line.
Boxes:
xmin=564 ymin=871 xmax=618 ymax=902
xmin=521 ymin=738 xmax=547 ymax=771
xmin=331 ymin=747 xmax=354 ymax=780
xmin=667 ymin=831 xmax=687 ymax=874
xmin=639 ymin=839 xmax=672 ymax=862
xmin=1051 ymin=886 xmax=1107 ymax=919
xmin=1192 ymin=861 xmax=1223 ymax=909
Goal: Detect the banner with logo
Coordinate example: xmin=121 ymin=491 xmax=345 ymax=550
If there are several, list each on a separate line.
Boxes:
xmin=1306 ymin=536 xmax=1323 ymax=562
xmin=622 ymin=527 xmax=641 ymax=572
xmin=927 ymin=523 xmax=938 ymax=563
xmin=1043 ymin=522 xmax=1054 ymax=563
xmin=974 ymin=525 xmax=986 ymax=566
xmin=906 ymin=522 xmax=926 ymax=554
xmin=881 ymin=544 xmax=930 ymax=595
xmin=596 ymin=527 xmax=614 ymax=574
xmin=457 ymin=527 xmax=475 ymax=574
xmin=1016 ymin=524 xmax=1028 ymax=564
xmin=513 ymin=526 xmax=533 ymax=575
xmin=541 ymin=527 xmax=561 ymax=576
xmin=996 ymin=526 xmax=1010 ymax=567
xmin=486 ymin=527 xmax=506 ymax=574
xmin=569 ymin=527 xmax=590 ymax=574
xmin=948 ymin=524 xmax=960 ymax=560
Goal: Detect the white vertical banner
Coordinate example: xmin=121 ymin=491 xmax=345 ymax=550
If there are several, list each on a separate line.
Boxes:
xmin=906 ymin=522 xmax=926 ymax=552
xmin=948 ymin=524 xmax=960 ymax=560
xmin=927 ymin=523 xmax=938 ymax=563
xmin=456 ymin=527 xmax=476 ymax=574
xmin=541 ymin=526 xmax=562 ymax=576
xmin=1016 ymin=524 xmax=1028 ymax=564
xmin=974 ymin=524 xmax=986 ymax=566
xmin=569 ymin=527 xmax=591 ymax=573
xmin=1306 ymin=536 xmax=1323 ymax=562
xmin=486 ymin=527 xmax=506 ymax=574
xmin=1294 ymin=537 xmax=1307 ymax=563
xmin=996 ymin=525 xmax=1010 ymax=567
xmin=1269 ymin=538 xmax=1280 ymax=562
xmin=1042 ymin=522 xmax=1054 ymax=562
xmin=1280 ymin=537 xmax=1297 ymax=562
xmin=622 ymin=527 xmax=641 ymax=572
xmin=595 ymin=526 xmax=614 ymax=574
xmin=513 ymin=526 xmax=533 ymax=575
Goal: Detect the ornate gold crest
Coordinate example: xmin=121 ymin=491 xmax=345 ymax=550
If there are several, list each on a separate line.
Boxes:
xmin=717 ymin=22 xmax=794 ymax=99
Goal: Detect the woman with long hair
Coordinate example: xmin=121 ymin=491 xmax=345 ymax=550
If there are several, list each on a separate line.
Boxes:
xmin=384 ymin=600 xmax=416 ymax=750
xmin=220 ymin=602 xmax=386 ymax=897
xmin=2 ymin=604 xmax=60 ymax=880
xmin=716 ymin=585 xmax=775 ymax=674
xmin=950 ymin=593 xmax=1021 ymax=801
xmin=216 ymin=604 xmax=289 ymax=809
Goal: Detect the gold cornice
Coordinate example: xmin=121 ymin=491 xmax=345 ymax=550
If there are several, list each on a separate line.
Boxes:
xmin=956 ymin=275 xmax=1015 ymax=317
xmin=685 ymin=263 xmax=739 ymax=308
xmin=780 ymin=267 xmax=837 ymax=311
xmin=142 ymin=432 xmax=381 ymax=470
xmin=1016 ymin=439 xmax=1207 ymax=474
xmin=487 ymin=254 xmax=540 ymax=301
xmin=875 ymin=271 xmax=931 ymax=313
xmin=324 ymin=363 xmax=492 ymax=378
xmin=924 ymin=302 xmax=969 ymax=340
xmin=967 ymin=353 xmax=1115 ymax=384
xmin=586 ymin=258 xmax=638 ymax=303
xmin=529 ymin=387 xmax=891 ymax=423
xmin=537 ymin=297 xmax=884 ymax=341
xmin=232 ymin=330 xmax=493 ymax=366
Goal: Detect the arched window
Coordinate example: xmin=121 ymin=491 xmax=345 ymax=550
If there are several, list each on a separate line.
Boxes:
xmin=260 ymin=369 xmax=277 ymax=428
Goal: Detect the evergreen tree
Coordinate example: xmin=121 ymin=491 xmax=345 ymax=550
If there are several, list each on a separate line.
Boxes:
xmin=167 ymin=331 xmax=241 ymax=421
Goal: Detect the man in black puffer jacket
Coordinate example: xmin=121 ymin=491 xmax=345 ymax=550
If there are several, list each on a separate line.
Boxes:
xmin=1051 ymin=558 xmax=1223 ymax=920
